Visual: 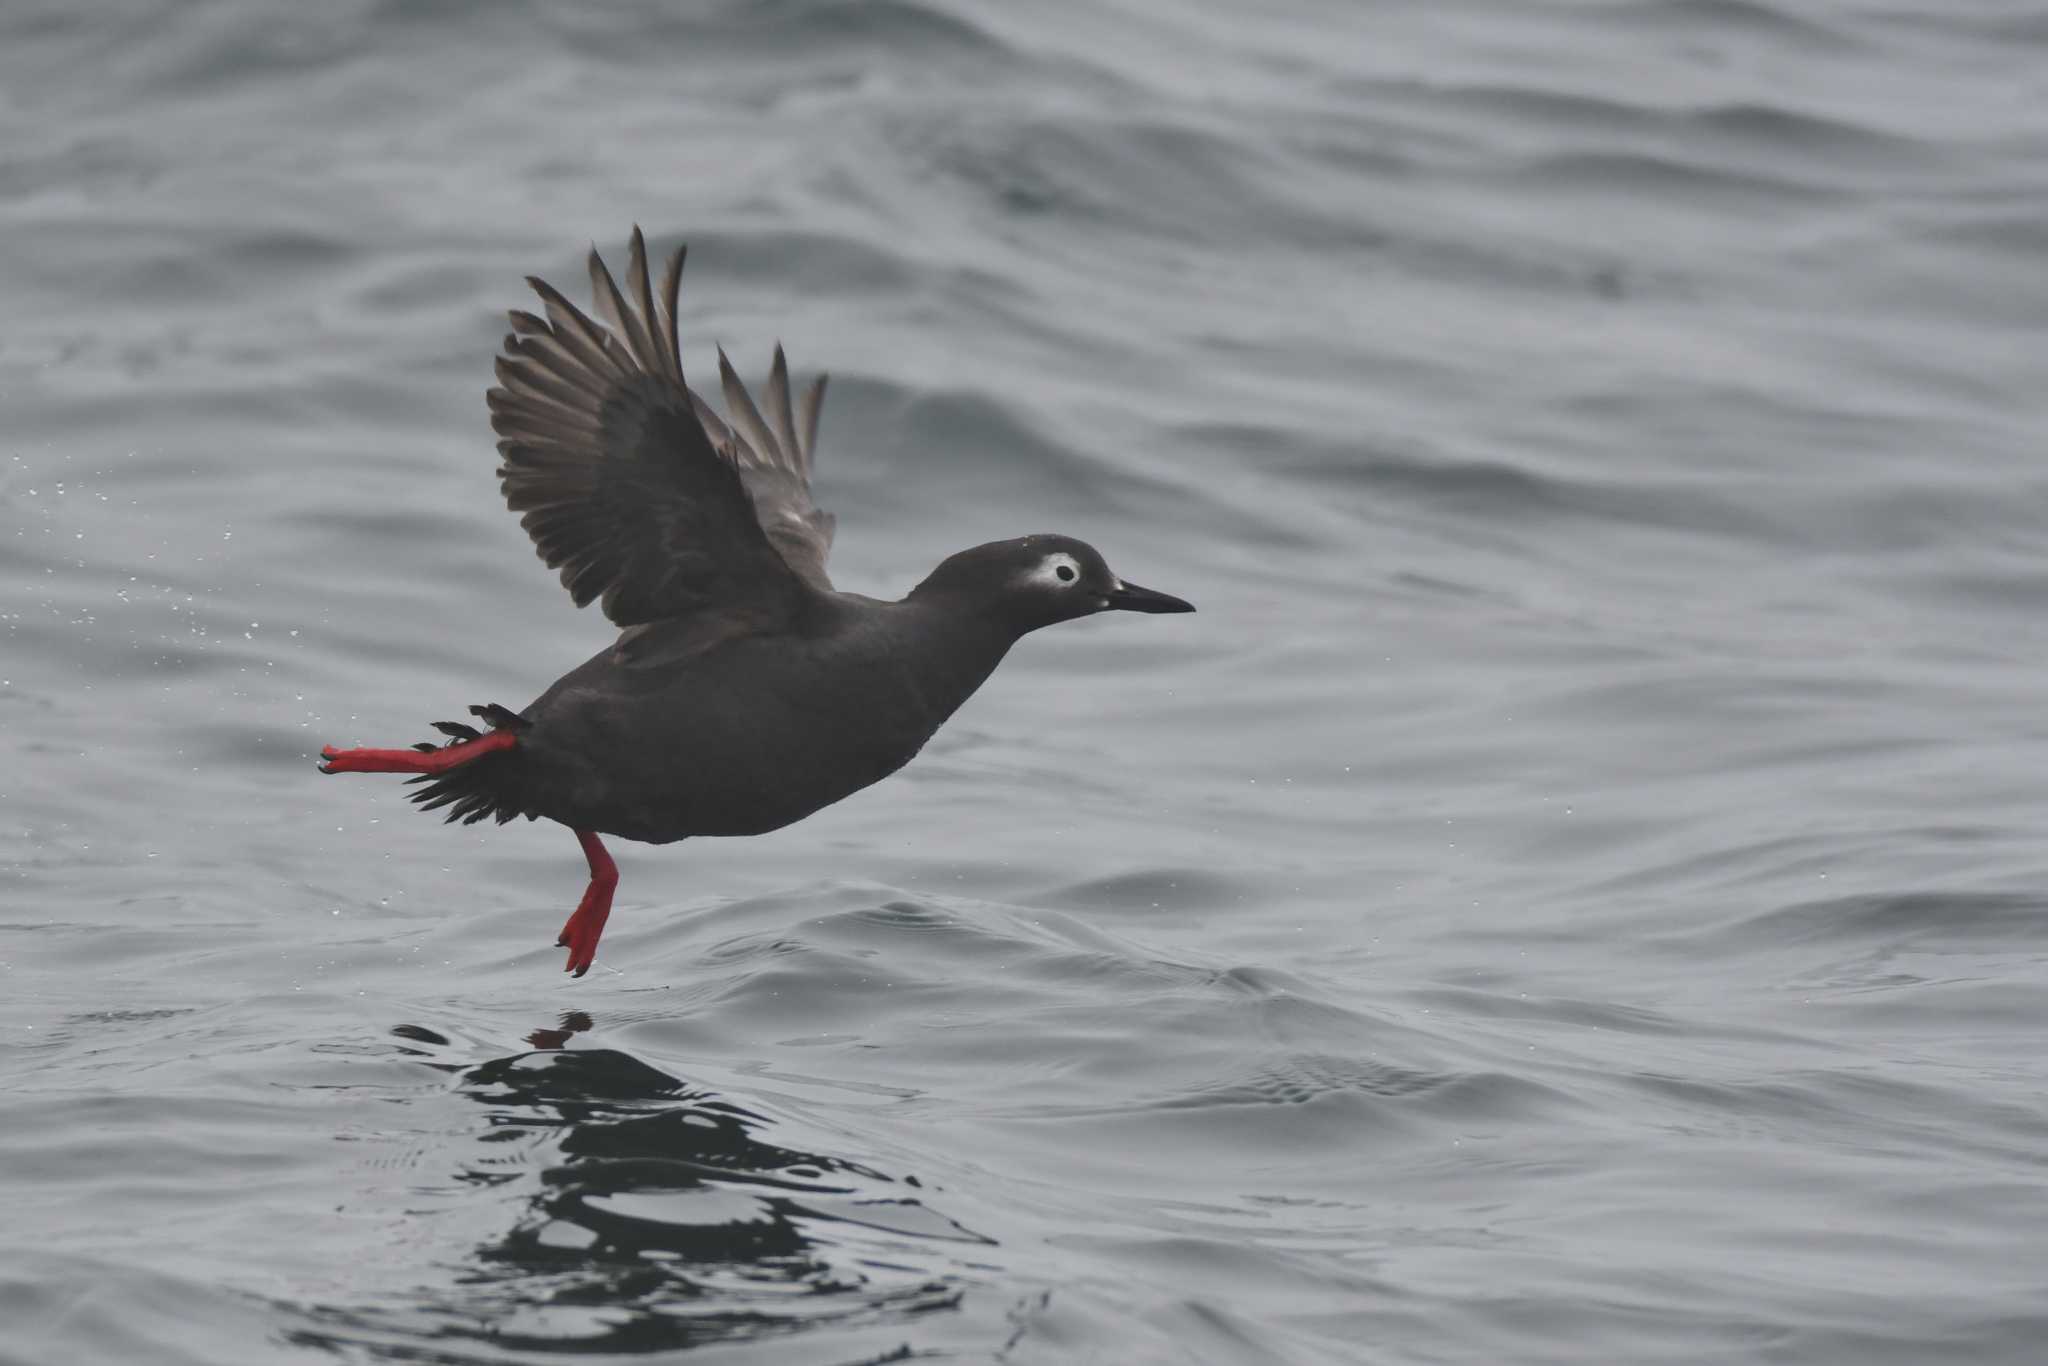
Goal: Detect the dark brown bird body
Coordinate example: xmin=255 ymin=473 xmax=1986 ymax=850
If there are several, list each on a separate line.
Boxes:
xmin=447 ymin=592 xmax=1014 ymax=844
xmin=320 ymin=229 xmax=1191 ymax=975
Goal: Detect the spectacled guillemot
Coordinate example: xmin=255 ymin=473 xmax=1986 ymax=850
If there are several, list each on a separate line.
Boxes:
xmin=319 ymin=229 xmax=1193 ymax=976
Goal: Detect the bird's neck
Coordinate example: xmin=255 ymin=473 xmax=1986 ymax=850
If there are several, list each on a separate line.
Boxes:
xmin=891 ymin=590 xmax=1021 ymax=723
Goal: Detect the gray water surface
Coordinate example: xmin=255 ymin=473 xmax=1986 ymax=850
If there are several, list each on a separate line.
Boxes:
xmin=6 ymin=2 xmax=2048 ymax=1363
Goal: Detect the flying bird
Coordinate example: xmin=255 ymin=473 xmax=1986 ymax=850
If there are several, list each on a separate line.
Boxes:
xmin=319 ymin=229 xmax=1193 ymax=976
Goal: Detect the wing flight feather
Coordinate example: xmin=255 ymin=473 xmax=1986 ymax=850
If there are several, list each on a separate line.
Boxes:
xmin=486 ymin=227 xmax=837 ymax=625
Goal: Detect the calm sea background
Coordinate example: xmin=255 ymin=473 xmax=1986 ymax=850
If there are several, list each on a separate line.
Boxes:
xmin=5 ymin=2 xmax=2048 ymax=1362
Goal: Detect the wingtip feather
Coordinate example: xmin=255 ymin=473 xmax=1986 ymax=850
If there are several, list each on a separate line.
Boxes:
xmin=765 ymin=344 xmax=802 ymax=470
xmin=798 ymin=373 xmax=828 ymax=471
xmin=657 ymin=242 xmax=687 ymax=383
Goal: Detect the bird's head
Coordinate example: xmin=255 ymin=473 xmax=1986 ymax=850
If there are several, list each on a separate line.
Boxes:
xmin=912 ymin=534 xmax=1194 ymax=634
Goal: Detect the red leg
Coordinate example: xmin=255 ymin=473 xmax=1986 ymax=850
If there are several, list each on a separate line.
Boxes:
xmin=556 ymin=829 xmax=617 ymax=978
xmin=319 ymin=728 xmax=517 ymax=774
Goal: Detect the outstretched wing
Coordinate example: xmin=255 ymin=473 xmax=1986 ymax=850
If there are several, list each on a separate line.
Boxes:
xmin=487 ymin=228 xmax=834 ymax=627
xmin=691 ymin=347 xmax=834 ymax=592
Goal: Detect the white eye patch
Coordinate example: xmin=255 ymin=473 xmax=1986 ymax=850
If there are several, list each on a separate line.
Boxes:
xmin=1021 ymin=551 xmax=1084 ymax=590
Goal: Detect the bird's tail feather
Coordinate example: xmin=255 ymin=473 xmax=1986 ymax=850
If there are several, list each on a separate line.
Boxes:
xmin=405 ymin=704 xmax=538 ymax=826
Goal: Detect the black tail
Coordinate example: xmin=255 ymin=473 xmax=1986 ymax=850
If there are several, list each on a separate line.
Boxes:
xmin=407 ymin=704 xmax=537 ymax=826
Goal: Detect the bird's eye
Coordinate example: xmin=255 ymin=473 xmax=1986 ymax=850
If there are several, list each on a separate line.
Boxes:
xmin=1025 ymin=552 xmax=1085 ymax=591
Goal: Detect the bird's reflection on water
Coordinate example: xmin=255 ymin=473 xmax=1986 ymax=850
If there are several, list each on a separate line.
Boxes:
xmin=289 ymin=1016 xmax=986 ymax=1359
xmin=522 ymin=1010 xmax=593 ymax=1052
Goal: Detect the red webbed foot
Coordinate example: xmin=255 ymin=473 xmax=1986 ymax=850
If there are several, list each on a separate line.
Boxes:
xmin=319 ymin=728 xmax=517 ymax=775
xmin=557 ymin=829 xmax=618 ymax=978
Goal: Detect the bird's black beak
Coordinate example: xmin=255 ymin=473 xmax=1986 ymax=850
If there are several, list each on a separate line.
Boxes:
xmin=1104 ymin=580 xmax=1195 ymax=614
